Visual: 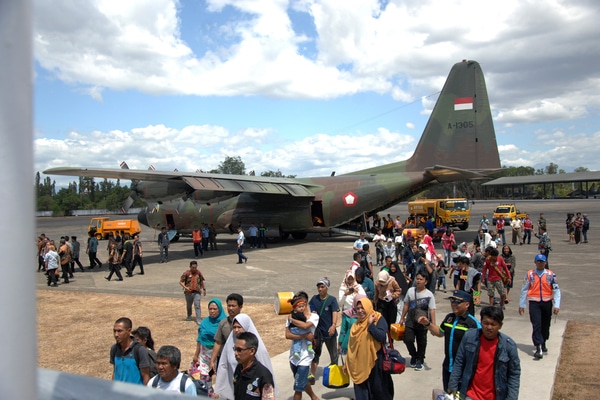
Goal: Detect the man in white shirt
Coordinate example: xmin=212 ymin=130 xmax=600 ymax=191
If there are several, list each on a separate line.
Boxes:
xmin=372 ymin=229 xmax=387 ymax=266
xmin=510 ymin=217 xmax=523 ymax=246
xmin=285 ymin=291 xmax=320 ymax=400
xmin=353 ymin=232 xmax=368 ymax=251
xmin=236 ymin=227 xmax=248 ymax=264
xmin=147 ymin=345 xmax=196 ymax=396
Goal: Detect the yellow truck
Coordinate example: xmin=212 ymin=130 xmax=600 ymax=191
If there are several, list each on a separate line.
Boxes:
xmin=88 ymin=217 xmax=141 ymax=240
xmin=492 ymin=204 xmax=527 ymax=225
xmin=406 ymin=198 xmax=471 ymax=231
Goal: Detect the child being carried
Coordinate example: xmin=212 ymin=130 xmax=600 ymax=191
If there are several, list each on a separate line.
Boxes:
xmin=288 ymin=296 xmax=315 ymax=361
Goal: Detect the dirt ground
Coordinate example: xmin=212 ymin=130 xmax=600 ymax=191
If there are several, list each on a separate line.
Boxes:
xmin=37 ymin=290 xmax=289 ymax=381
xmin=38 ymin=290 xmax=593 ymax=399
xmin=552 ymin=320 xmax=600 ymax=399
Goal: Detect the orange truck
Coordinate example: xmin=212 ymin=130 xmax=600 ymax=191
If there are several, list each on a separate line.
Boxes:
xmin=88 ymin=217 xmax=141 ymax=240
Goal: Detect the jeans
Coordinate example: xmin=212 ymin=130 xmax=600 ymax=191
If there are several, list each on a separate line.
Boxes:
xmin=437 ymin=275 xmax=447 ymax=290
xmin=160 ymin=245 xmax=169 ymax=262
xmin=523 ymin=229 xmax=532 ymax=244
xmin=193 ymin=242 xmax=203 ymax=257
xmin=237 ymin=246 xmax=247 ymax=262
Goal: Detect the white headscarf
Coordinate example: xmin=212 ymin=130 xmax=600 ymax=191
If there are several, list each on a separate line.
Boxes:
xmin=339 ymin=269 xmax=366 ymax=311
xmin=213 ymin=313 xmax=275 ymax=399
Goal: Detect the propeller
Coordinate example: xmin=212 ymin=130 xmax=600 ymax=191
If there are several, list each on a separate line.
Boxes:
xmin=120 ymin=161 xmax=152 ymax=213
xmin=175 ymin=186 xmax=198 ymax=214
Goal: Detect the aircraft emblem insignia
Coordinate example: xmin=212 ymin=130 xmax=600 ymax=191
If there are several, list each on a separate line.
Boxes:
xmin=343 ymin=192 xmax=358 ymax=206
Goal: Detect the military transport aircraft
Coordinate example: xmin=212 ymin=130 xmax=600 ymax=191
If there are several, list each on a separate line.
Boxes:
xmin=45 ymin=60 xmax=501 ymax=239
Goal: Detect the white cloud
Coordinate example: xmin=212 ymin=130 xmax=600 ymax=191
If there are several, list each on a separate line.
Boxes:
xmin=32 ymin=0 xmax=600 ymax=177
xmin=34 ymin=0 xmax=600 ymax=118
xmin=36 ymin=123 xmax=417 ymax=184
xmin=497 ymin=100 xmax=588 ymax=125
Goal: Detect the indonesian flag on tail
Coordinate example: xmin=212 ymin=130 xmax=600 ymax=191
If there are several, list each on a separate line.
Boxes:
xmin=454 ymin=97 xmax=473 ymax=111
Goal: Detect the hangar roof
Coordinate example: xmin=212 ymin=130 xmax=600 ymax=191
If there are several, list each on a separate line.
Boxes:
xmin=482 ymin=171 xmax=600 ymax=186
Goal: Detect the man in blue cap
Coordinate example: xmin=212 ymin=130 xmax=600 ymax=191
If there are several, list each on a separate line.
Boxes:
xmin=519 ymin=254 xmax=561 ymax=360
xmin=417 ymin=290 xmax=481 ymax=392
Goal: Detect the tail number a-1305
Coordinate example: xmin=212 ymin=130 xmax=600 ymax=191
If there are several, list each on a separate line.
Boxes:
xmin=448 ymin=121 xmax=474 ymax=129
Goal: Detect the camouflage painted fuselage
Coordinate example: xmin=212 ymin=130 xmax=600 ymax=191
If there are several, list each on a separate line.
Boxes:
xmin=46 ymin=60 xmax=501 ymax=237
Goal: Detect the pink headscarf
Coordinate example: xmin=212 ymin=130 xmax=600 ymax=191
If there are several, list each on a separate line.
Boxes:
xmin=422 ymin=234 xmax=436 ymax=256
xmin=344 ymin=294 xmax=367 ymax=318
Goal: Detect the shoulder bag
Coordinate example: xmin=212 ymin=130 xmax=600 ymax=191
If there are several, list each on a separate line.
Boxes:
xmin=382 ymin=333 xmax=405 ymax=374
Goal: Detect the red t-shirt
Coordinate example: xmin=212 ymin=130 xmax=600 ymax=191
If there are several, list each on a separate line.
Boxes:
xmin=482 ymin=257 xmax=510 ymax=282
xmin=466 ymin=334 xmax=498 ymax=400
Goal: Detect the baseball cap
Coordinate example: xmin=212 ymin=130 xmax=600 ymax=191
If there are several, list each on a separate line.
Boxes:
xmin=535 ymin=254 xmax=547 ymax=262
xmin=387 ymin=238 xmax=393 ymax=242
xmin=419 ymin=243 xmax=428 ymax=250
xmin=447 ymin=290 xmax=472 ymax=303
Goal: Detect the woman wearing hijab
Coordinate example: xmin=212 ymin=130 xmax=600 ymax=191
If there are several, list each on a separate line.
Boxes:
xmin=374 ymin=270 xmax=402 ymax=332
xmin=338 ymin=270 xmax=366 ymax=313
xmin=213 ymin=313 xmax=274 ymax=400
xmin=344 ymin=295 xmax=393 ymax=400
xmin=193 ymin=298 xmax=226 ymax=392
xmin=338 ymin=272 xmax=365 ymax=355
xmin=388 ymin=261 xmax=408 ymax=322
xmin=389 ymin=261 xmax=408 ymax=300
xmin=422 ymin=233 xmax=437 ymax=257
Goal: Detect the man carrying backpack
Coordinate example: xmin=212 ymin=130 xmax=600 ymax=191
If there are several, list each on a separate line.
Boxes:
xmin=148 ymin=345 xmax=197 ymax=395
xmin=110 ymin=317 xmax=151 ymax=385
xmin=360 ymin=243 xmax=373 ymax=278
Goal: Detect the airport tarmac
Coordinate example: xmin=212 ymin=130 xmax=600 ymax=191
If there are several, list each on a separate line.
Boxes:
xmin=36 ymin=199 xmax=599 ymax=399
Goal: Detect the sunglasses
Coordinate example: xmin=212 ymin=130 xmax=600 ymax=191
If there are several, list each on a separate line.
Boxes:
xmin=233 ymin=347 xmax=251 ymax=353
xmin=450 ymin=298 xmax=466 ymax=304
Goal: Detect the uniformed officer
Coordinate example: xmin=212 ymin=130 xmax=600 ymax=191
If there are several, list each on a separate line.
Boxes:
xmin=518 ymin=254 xmax=561 ymax=360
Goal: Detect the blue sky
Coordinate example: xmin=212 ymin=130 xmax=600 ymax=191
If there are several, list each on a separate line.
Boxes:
xmin=34 ymin=0 xmax=600 ymax=186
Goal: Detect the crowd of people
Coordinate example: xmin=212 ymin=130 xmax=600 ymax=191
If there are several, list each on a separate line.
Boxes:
xmin=36 ymin=221 xmax=275 ymax=287
xmin=39 ymin=207 xmax=575 ymax=399
xmin=108 ymin=293 xmax=277 ymax=398
xmin=312 ymin=209 xmax=569 ymax=399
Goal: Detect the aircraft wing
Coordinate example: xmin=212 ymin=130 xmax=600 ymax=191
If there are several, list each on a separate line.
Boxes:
xmin=424 ymin=165 xmax=502 ymax=182
xmin=44 ymin=167 xmax=317 ymax=198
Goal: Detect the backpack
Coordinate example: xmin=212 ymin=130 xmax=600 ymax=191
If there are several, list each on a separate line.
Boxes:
xmin=151 ymin=373 xmax=209 ymax=396
xmin=360 ymin=253 xmax=371 ymax=277
xmin=584 ymin=218 xmax=590 ymax=229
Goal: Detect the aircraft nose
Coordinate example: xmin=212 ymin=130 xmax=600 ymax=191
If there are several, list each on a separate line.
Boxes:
xmin=137 ymin=208 xmax=149 ymax=227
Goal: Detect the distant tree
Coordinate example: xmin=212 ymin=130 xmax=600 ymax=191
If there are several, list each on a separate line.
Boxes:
xmin=104 ymin=186 xmax=131 ymax=212
xmin=575 ymin=166 xmax=589 ymax=172
xmin=53 ymin=187 xmax=81 ymax=215
xmin=214 ymin=156 xmax=245 ymax=175
xmin=260 ymin=170 xmax=297 ymax=178
xmin=545 ymin=163 xmax=559 ymax=175
xmin=37 ymin=195 xmax=54 ymax=212
xmin=499 ymin=166 xmax=536 ymax=177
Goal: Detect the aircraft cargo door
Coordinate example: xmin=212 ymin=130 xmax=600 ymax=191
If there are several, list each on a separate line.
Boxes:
xmin=311 ymin=201 xmax=325 ymax=226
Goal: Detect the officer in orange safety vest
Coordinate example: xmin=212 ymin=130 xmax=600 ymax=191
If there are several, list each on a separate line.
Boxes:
xmin=518 ymin=254 xmax=560 ymax=360
xmin=192 ymin=226 xmax=203 ymax=258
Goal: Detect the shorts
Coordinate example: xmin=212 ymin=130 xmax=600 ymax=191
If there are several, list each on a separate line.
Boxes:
xmin=487 ymin=279 xmax=505 ymax=298
xmin=289 ymin=363 xmax=309 ymax=392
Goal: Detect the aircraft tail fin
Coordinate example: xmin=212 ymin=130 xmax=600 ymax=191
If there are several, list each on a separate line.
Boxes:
xmin=406 ymin=60 xmax=501 ymax=173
